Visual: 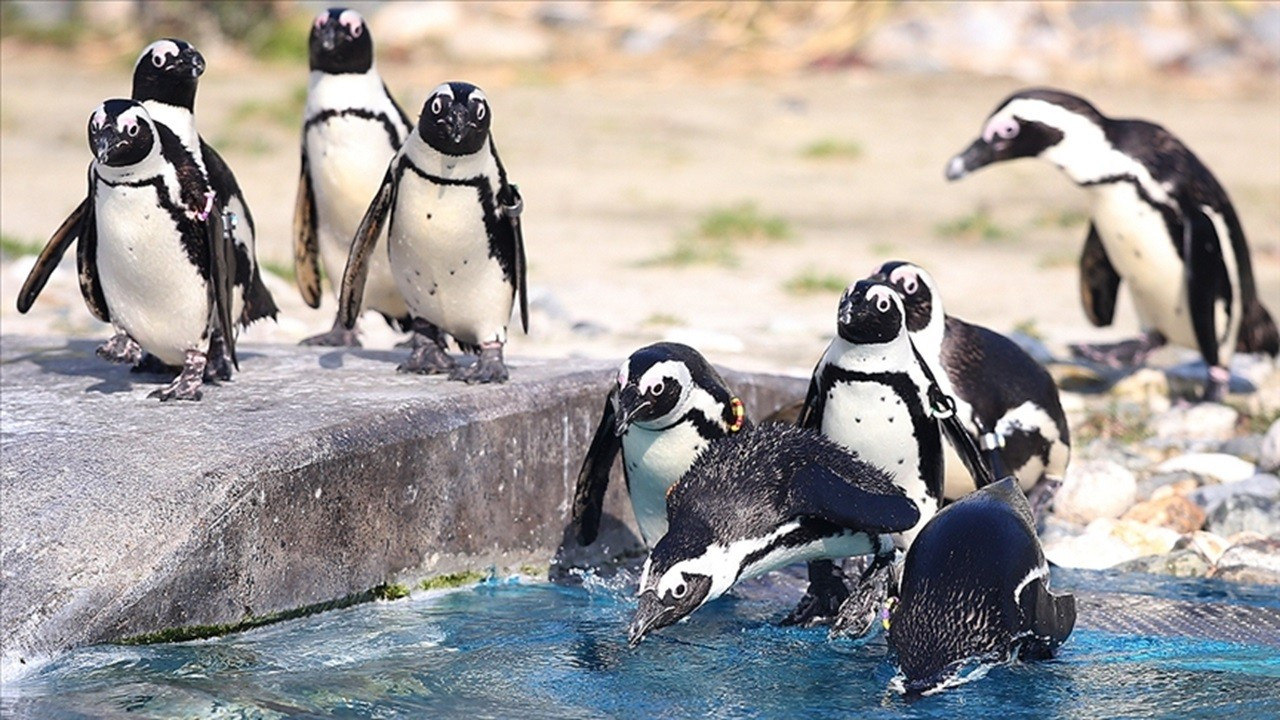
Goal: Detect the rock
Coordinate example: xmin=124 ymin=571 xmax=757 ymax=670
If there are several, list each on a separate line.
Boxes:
xmin=1107 ymin=519 xmax=1182 ymax=557
xmin=1053 ymin=460 xmax=1136 ymax=524
xmin=1122 ymin=494 xmax=1205 ymax=533
xmin=1174 ymin=530 xmax=1231 ymax=565
xmin=1044 ymin=518 xmax=1179 ymax=569
xmin=1218 ymin=434 xmax=1264 ymax=464
xmin=1156 ymin=453 xmax=1256 ymax=484
xmin=1260 ymin=420 xmax=1280 ymax=474
xmin=1109 ymin=368 xmax=1172 ymax=413
xmin=1210 ymin=538 xmax=1280 ymax=585
xmin=1151 ymin=404 xmax=1239 ymax=443
xmin=1114 ymin=548 xmax=1210 ymax=578
xmin=1190 ymin=473 xmax=1280 ymax=516
xmin=1135 ymin=472 xmax=1199 ymax=502
xmin=1206 ymin=494 xmax=1280 ymax=538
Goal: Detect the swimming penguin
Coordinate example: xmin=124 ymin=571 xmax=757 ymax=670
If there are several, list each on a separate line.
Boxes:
xmin=19 ymin=39 xmax=279 ymax=360
xmin=75 ymin=99 xmax=236 ymax=400
xmin=627 ymin=422 xmax=919 ymax=646
xmin=293 ymin=7 xmax=414 ymax=346
xmin=871 ymin=260 xmax=1071 ymax=518
xmin=572 ymin=342 xmax=750 ymax=547
xmin=886 ymin=477 xmax=1076 ymax=695
xmin=338 ymin=81 xmax=527 ymax=383
xmin=946 ymin=88 xmax=1278 ymax=401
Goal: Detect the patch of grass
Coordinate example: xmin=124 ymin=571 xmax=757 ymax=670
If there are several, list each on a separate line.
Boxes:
xmin=1037 ymin=249 xmax=1077 ymax=269
xmin=260 ymin=260 xmax=295 ymax=282
xmin=373 ymin=583 xmax=411 ymax=601
xmin=800 ymin=138 xmax=863 ymax=161
xmin=419 ymin=570 xmax=487 ymax=592
xmin=697 ymin=202 xmax=791 ymax=243
xmin=643 ymin=312 xmax=685 ymax=327
xmin=0 ymin=5 xmax=93 ymax=47
xmin=870 ymin=240 xmax=899 ymax=256
xmin=1034 ymin=208 xmax=1090 ymax=229
xmin=1 ymin=234 xmax=44 ymax=258
xmin=783 ymin=269 xmax=848 ymax=296
xmin=1073 ymin=402 xmax=1153 ymax=444
xmin=230 ymin=84 xmax=308 ymax=130
xmin=639 ymin=236 xmax=740 ymax=268
xmin=205 ymin=4 xmax=310 ymax=64
xmin=935 ymin=208 xmax=1009 ymax=243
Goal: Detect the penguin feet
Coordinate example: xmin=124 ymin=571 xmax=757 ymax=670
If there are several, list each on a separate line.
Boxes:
xmin=1203 ymin=366 xmax=1230 ymax=403
xmin=96 ymin=332 xmax=142 ymax=365
xmin=204 ymin=332 xmax=234 ymax=383
xmin=1070 ymin=330 xmax=1166 ymax=369
xmin=149 ymin=350 xmax=207 ymax=402
xmin=301 ymin=318 xmax=363 ymax=348
xmin=829 ymin=562 xmax=893 ymax=639
xmin=450 ymin=343 xmax=509 ymax=384
xmin=781 ymin=559 xmax=850 ymax=627
xmin=397 ymin=342 xmax=456 ymax=375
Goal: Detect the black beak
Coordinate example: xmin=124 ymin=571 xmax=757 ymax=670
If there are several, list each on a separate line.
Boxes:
xmin=628 ymin=590 xmax=674 ymax=647
xmin=945 ymin=137 xmax=995 ymax=181
xmin=613 ymin=385 xmax=648 ymax=436
xmin=94 ymin=129 xmax=122 ymax=164
xmin=446 ymin=105 xmax=472 ymax=144
xmin=175 ymin=47 xmax=206 ymax=78
xmin=318 ymin=23 xmax=339 ymax=52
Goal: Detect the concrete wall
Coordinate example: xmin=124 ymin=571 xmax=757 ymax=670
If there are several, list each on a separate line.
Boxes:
xmin=0 ymin=336 xmax=805 ymax=673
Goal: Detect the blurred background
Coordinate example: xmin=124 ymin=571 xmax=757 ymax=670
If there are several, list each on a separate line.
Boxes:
xmin=2 ymin=0 xmax=1278 ymax=375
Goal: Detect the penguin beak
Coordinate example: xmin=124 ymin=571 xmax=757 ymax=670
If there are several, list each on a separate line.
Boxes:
xmin=94 ymin=130 xmax=123 ymax=164
xmin=446 ymin=105 xmax=473 ymax=144
xmin=173 ymin=47 xmax=206 ymax=79
xmin=628 ymin=590 xmax=675 ymax=647
xmin=613 ymin=385 xmax=648 ymax=436
xmin=945 ymin=137 xmax=995 ymax=181
xmin=318 ymin=23 xmax=340 ymax=52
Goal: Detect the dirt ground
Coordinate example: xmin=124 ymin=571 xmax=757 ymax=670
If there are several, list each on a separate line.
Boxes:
xmin=2 ymin=42 xmax=1278 ymax=377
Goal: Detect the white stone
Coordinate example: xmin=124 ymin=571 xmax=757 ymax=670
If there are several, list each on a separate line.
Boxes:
xmin=1260 ymin=419 xmax=1280 ymax=474
xmin=1151 ymin=403 xmax=1240 ymax=442
xmin=1156 ymin=453 xmax=1256 ymax=484
xmin=1043 ymin=519 xmax=1139 ymax=570
xmin=1054 ymin=459 xmax=1137 ymax=524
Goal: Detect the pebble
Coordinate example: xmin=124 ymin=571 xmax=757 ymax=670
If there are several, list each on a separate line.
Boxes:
xmin=1189 ymin=473 xmax=1280 ymax=516
xmin=1174 ymin=530 xmax=1231 ymax=565
xmin=1210 ymin=538 xmax=1280 ymax=585
xmin=1109 ymin=368 xmax=1172 ymax=414
xmin=1155 ymin=453 xmax=1256 ymax=484
xmin=1150 ymin=404 xmax=1240 ymax=443
xmin=1206 ymin=494 xmax=1280 ymax=539
xmin=1260 ymin=420 xmax=1280 ymax=474
xmin=1121 ymin=494 xmax=1205 ymax=534
xmin=1135 ymin=472 xmax=1199 ymax=502
xmin=1043 ymin=518 xmax=1179 ymax=570
xmin=1054 ymin=460 xmax=1136 ymax=525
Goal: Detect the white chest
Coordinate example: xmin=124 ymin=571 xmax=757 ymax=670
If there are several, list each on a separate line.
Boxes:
xmin=622 ymin=422 xmax=708 ymax=545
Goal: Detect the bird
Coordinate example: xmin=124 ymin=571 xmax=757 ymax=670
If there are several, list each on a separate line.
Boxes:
xmin=339 ymin=81 xmax=527 ymax=384
xmin=627 ymin=422 xmax=919 ymax=646
xmin=886 ymin=477 xmax=1076 ymax=695
xmin=293 ymin=7 xmax=415 ymax=346
xmin=870 ymin=260 xmax=1071 ymax=520
xmin=572 ymin=342 xmax=749 ymax=547
xmin=946 ymin=87 xmax=1278 ymax=401
xmin=75 ymin=99 xmax=236 ymax=400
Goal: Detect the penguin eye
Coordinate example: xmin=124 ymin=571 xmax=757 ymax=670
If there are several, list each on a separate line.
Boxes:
xmin=431 ymin=97 xmax=444 ymax=115
xmin=902 ymin=277 xmax=918 ymax=295
xmin=126 ymin=123 xmax=140 ymax=137
xmin=475 ymin=102 xmax=487 ymax=121
xmin=350 ymin=23 xmax=363 ymax=37
xmin=671 ymin=582 xmax=687 ymax=599
xmin=650 ymin=381 xmax=664 ymax=397
xmin=151 ymin=53 xmax=165 ymax=68
xmin=876 ymin=296 xmax=891 ymax=313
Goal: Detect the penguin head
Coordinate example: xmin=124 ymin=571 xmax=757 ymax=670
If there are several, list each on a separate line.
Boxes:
xmin=418 ymin=82 xmax=492 ymax=156
xmin=871 ymin=261 xmax=942 ymax=335
xmin=132 ymin=39 xmax=205 ymax=110
xmin=309 ymin=8 xmax=374 ymax=74
xmin=945 ymin=88 xmax=1106 ymax=181
xmin=88 ymin=100 xmax=156 ymax=168
xmin=611 ymin=342 xmax=738 ymax=437
xmin=629 ymin=537 xmax=720 ymax=646
xmin=836 ymin=279 xmax=907 ymax=346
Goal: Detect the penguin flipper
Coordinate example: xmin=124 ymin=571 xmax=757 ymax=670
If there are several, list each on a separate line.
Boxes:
xmin=18 ymin=197 xmax=87 ymax=313
xmin=504 ymin=183 xmax=529 ymax=334
xmin=795 ymin=376 xmax=822 ymax=429
xmin=1183 ymin=206 xmax=1232 ymax=368
xmin=1079 ymin=222 xmax=1120 ymax=327
xmin=75 ymin=171 xmax=110 ymax=323
xmin=1028 ymin=580 xmax=1076 ymax=655
xmin=292 ymin=149 xmax=323 ymax=309
xmin=339 ymin=165 xmax=396 ymax=329
xmin=571 ymin=389 xmax=622 ymax=546
xmin=206 ymin=203 xmax=238 ymax=369
xmin=790 ymin=463 xmax=920 ymax=534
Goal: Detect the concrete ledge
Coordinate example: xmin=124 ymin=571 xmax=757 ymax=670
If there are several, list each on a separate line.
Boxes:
xmin=0 ymin=336 xmax=806 ymax=672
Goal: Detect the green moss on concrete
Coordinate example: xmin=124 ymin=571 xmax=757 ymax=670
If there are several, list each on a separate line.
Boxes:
xmin=374 ymin=582 xmax=411 ymax=601
xmin=419 ymin=570 xmax=487 ymax=591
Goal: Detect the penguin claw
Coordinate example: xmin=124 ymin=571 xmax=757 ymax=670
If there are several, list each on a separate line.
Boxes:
xmin=397 ymin=343 xmax=456 ymax=375
xmin=449 ymin=344 xmax=509 ymax=384
xmin=148 ymin=350 xmax=207 ymax=402
xmin=830 ymin=564 xmax=892 ymax=639
xmin=300 ymin=322 xmax=363 ymax=348
xmin=96 ymin=333 xmax=143 ymax=365
xmin=781 ymin=562 xmax=851 ymax=627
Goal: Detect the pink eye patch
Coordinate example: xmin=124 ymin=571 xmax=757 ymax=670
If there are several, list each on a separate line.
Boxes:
xmin=889 ymin=266 xmax=920 ymax=295
xmin=982 ymin=116 xmax=1020 ymax=143
xmin=866 ymin=285 xmax=897 ymax=313
xmin=339 ymin=10 xmax=362 ymax=33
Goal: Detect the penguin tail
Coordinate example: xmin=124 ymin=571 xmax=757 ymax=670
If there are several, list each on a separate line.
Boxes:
xmin=1237 ymin=297 xmax=1279 ymax=357
xmin=241 ymin=267 xmax=280 ymax=326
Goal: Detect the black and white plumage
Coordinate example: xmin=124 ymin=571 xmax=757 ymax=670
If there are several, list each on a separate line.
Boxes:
xmin=627 ymin=423 xmax=919 ymax=646
xmin=871 ymin=261 xmax=1071 ymax=512
xmin=887 ymin=478 xmax=1076 ymax=696
xmin=75 ymin=100 xmax=233 ymax=400
xmin=339 ymin=81 xmax=527 ymax=384
xmin=572 ymin=342 xmax=749 ymax=547
xmin=293 ymin=8 xmax=413 ymax=346
xmin=946 ymin=88 xmax=1278 ymax=401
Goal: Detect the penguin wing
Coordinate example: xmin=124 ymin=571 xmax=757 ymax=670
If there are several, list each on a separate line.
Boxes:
xmin=1027 ymin=581 xmax=1076 ymax=655
xmin=205 ymin=194 xmax=238 ymax=368
xmin=18 ymin=197 xmax=88 ymax=313
xmin=571 ymin=389 xmax=622 ymax=545
xmin=939 ymin=414 xmax=1000 ymax=489
xmin=790 ymin=462 xmax=920 ymax=534
xmin=338 ymin=164 xmax=397 ymax=329
xmin=1079 ymin=223 xmax=1121 ymax=327
xmin=1182 ymin=204 xmax=1233 ymax=367
xmin=75 ymin=168 xmax=110 ymax=323
xmin=795 ymin=375 xmax=823 ymax=429
xmin=292 ymin=148 xmax=323 ymax=308
xmin=503 ymin=182 xmax=529 ymax=334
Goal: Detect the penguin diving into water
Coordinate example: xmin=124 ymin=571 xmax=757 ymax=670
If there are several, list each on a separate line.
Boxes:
xmin=339 ymin=81 xmax=527 ymax=384
xmin=293 ymin=7 xmax=414 ymax=346
xmin=572 ymin=342 xmax=749 ymax=548
xmin=946 ymin=88 xmax=1277 ymax=401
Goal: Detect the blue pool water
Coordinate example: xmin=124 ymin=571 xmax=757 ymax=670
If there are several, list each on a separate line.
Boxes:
xmin=3 ymin=569 xmax=1278 ymax=719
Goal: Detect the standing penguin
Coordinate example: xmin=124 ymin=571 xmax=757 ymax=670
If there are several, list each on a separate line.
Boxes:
xmin=871 ymin=260 xmax=1071 ymax=517
xmin=946 ymin=88 xmax=1278 ymax=401
xmin=76 ymin=99 xmax=235 ymax=400
xmin=293 ymin=7 xmax=414 ymax=346
xmin=572 ymin=342 xmax=750 ymax=547
xmin=887 ymin=478 xmax=1076 ymax=695
xmin=627 ymin=423 xmax=919 ymax=646
xmin=339 ymin=81 xmax=527 ymax=383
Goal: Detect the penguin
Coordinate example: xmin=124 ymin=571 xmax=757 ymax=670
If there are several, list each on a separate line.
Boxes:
xmin=339 ymin=81 xmax=527 ymax=384
xmin=293 ymin=7 xmax=414 ymax=346
xmin=76 ymin=99 xmax=236 ymax=400
xmin=946 ymin=88 xmax=1278 ymax=401
xmin=627 ymin=422 xmax=920 ymax=646
xmin=886 ymin=477 xmax=1076 ymax=695
xmin=871 ymin=260 xmax=1071 ymax=518
xmin=572 ymin=342 xmax=750 ymax=548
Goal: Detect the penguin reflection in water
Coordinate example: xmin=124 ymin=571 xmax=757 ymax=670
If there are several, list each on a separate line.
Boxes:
xmin=339 ymin=81 xmax=527 ymax=383
xmin=947 ymin=88 xmax=1278 ymax=401
xmin=627 ymin=423 xmax=920 ymax=646
xmin=886 ymin=478 xmax=1076 ymax=696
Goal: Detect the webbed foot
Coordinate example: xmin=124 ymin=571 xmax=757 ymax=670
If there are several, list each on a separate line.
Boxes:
xmin=149 ymin=350 xmax=207 ymax=401
xmin=1070 ymin=330 xmax=1166 ymax=369
xmin=829 ymin=561 xmax=893 ymax=639
xmin=449 ymin=342 xmax=509 ymax=384
xmin=97 ymin=332 xmax=142 ymax=365
xmin=301 ymin=318 xmax=362 ymax=348
xmin=397 ymin=339 xmax=455 ymax=374
xmin=781 ymin=559 xmax=850 ymax=627
xmin=203 ymin=330 xmax=233 ymax=382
